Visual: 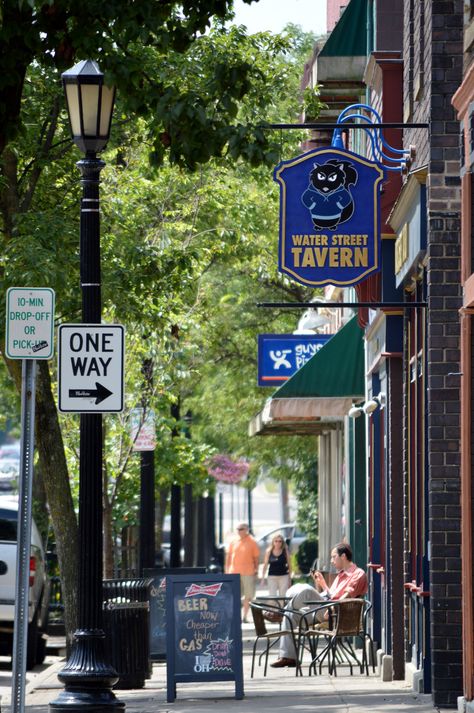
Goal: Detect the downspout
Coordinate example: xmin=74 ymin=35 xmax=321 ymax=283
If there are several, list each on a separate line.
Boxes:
xmin=367 ymin=0 xmax=375 ymax=55
xmin=366 ymin=0 xmax=375 ymax=104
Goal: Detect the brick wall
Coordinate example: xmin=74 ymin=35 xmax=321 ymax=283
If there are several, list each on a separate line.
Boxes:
xmin=326 ymin=0 xmax=350 ymax=32
xmin=427 ymin=210 xmax=463 ymax=707
xmin=403 ymin=0 xmax=464 ymax=706
xmin=427 ymin=0 xmax=463 ymax=707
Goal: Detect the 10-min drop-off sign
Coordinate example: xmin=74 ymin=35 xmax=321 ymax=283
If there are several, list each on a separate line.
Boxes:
xmin=58 ymin=324 xmax=125 ymax=413
xmin=6 ymin=287 xmax=55 ymax=359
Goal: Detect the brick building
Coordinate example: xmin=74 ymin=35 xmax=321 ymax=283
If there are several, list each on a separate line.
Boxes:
xmin=301 ymin=0 xmax=465 ymax=706
xmin=326 ymin=0 xmax=351 ymax=31
xmin=399 ymin=0 xmax=463 ymax=706
xmin=251 ymin=0 xmax=468 ymax=707
xmin=452 ymin=4 xmax=474 ymax=710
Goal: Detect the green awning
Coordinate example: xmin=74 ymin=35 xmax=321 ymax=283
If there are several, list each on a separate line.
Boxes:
xmin=275 ymin=315 xmax=364 ymax=399
xmin=319 ymin=0 xmax=368 ymax=58
xmin=249 ymin=316 xmax=365 ymax=436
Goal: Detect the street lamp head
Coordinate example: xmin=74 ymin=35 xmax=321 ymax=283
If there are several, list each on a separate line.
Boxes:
xmin=62 ymin=59 xmax=115 ymax=155
xmin=363 ymin=391 xmax=386 ymax=415
xmin=294 ymin=308 xmax=330 ymax=333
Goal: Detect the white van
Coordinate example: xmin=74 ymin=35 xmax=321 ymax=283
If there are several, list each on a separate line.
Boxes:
xmin=0 ymin=496 xmax=50 ymax=668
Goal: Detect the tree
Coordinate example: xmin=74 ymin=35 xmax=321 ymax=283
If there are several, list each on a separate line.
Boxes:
xmin=1 ymin=2 xmax=319 ymax=642
xmin=0 ymin=1 xmax=288 ymax=165
xmin=170 ymin=26 xmax=324 ymax=529
xmin=0 ymin=1 xmax=302 ymax=643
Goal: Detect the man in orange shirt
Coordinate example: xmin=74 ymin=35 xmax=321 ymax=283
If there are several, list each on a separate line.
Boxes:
xmin=225 ymin=522 xmax=260 ymax=622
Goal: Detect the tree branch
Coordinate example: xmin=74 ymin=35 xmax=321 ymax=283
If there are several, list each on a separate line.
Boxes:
xmin=19 ymin=96 xmax=61 ymax=213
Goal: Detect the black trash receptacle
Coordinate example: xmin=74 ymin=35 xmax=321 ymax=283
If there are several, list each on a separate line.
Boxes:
xmin=103 ymin=578 xmax=152 ymax=689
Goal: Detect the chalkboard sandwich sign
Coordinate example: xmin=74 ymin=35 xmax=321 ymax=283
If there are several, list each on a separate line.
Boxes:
xmin=165 ymin=573 xmax=244 ymax=702
xmin=144 ymin=566 xmax=206 ymax=661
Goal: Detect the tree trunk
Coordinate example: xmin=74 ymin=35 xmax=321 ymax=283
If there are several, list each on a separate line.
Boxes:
xmin=32 ymin=460 xmax=49 ymax=546
xmin=2 ymin=147 xmax=78 ymax=647
xmin=34 ymin=361 xmax=78 ymax=647
xmin=4 ymin=358 xmax=79 ymax=646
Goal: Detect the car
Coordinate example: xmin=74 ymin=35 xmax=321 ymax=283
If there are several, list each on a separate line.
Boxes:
xmin=256 ymin=523 xmax=307 ymax=561
xmin=0 ymin=459 xmax=19 ymax=491
xmin=0 ymin=442 xmax=21 ymax=462
xmin=0 ymin=495 xmax=50 ymax=668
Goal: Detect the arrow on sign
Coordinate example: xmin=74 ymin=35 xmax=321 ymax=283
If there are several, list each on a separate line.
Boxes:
xmin=68 ymin=382 xmax=113 ymax=405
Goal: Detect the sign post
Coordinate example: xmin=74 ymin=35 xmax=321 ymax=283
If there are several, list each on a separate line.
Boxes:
xmin=58 ymin=324 xmax=125 ymax=413
xmin=5 ymin=287 xmax=55 ymax=713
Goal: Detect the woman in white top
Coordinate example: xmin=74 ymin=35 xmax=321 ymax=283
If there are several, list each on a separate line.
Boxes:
xmin=260 ymin=533 xmax=291 ymax=596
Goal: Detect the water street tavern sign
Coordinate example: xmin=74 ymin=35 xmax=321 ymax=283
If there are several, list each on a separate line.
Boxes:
xmin=274 ymin=147 xmax=384 ymax=287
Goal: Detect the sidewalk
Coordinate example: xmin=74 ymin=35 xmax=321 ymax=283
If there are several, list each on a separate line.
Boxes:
xmin=24 ymin=624 xmax=450 ymax=713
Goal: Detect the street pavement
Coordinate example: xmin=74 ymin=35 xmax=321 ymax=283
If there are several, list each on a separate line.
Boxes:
xmin=18 ymin=624 xmax=451 ymax=713
xmin=0 ymin=638 xmax=67 ymax=708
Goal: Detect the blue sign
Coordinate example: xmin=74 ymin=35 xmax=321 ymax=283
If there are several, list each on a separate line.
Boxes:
xmin=258 ymin=333 xmax=332 ymax=387
xmin=274 ymin=147 xmax=384 ymax=287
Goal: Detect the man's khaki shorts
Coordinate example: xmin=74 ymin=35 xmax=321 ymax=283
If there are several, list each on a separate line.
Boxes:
xmin=240 ymin=574 xmax=257 ymax=600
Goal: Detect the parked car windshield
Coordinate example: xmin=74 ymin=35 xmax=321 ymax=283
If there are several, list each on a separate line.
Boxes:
xmin=0 ymin=508 xmax=17 ymax=541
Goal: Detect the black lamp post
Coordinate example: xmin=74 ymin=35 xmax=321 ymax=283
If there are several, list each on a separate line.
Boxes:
xmin=51 ymin=60 xmax=124 ymax=713
xmin=139 ymin=359 xmax=155 ymax=574
xmin=183 ymin=411 xmax=195 ymax=566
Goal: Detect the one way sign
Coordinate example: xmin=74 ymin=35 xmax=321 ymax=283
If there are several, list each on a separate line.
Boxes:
xmin=58 ymin=324 xmax=125 ymax=413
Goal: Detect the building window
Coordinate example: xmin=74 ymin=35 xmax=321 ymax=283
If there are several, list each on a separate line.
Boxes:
xmin=404 ymin=0 xmax=415 ymax=122
xmin=470 ymin=112 xmax=474 ymax=165
xmin=464 ymin=1 xmax=474 ymax=52
xmin=414 ymin=0 xmax=425 ymax=101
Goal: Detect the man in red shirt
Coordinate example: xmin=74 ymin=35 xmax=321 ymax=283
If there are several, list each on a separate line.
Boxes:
xmin=312 ymin=543 xmax=368 ymax=601
xmin=270 ymin=542 xmax=368 ymax=668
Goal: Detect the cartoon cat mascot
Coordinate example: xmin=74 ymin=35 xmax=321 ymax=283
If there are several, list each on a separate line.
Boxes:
xmin=301 ymin=159 xmax=358 ymax=230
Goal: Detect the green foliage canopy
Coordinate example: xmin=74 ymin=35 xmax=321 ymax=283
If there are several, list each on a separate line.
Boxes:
xmin=0 ymin=1 xmax=295 ymax=169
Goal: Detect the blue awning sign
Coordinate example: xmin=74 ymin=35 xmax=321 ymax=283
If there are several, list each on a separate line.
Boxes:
xmin=258 ymin=333 xmax=332 ymax=387
xmin=274 ymin=147 xmax=384 ymax=287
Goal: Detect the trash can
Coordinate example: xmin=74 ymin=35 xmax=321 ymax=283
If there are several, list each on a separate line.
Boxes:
xmin=103 ymin=578 xmax=152 ymax=689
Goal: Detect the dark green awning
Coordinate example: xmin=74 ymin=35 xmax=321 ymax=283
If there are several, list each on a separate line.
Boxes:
xmin=274 ymin=315 xmax=365 ymax=399
xmin=319 ymin=0 xmax=368 ymax=58
xmin=248 ymin=316 xmax=365 ymax=436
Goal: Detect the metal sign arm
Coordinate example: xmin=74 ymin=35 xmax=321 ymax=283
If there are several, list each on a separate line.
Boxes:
xmin=257 ymin=302 xmax=427 ymax=309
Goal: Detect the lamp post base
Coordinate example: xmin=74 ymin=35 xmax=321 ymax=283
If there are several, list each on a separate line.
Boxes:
xmin=50 ymin=630 xmax=125 ymax=713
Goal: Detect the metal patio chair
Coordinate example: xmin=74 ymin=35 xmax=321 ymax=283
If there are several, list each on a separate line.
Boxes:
xmin=249 ymin=600 xmax=302 ymax=677
xmin=359 ymin=599 xmax=375 ymax=674
xmin=297 ymin=598 xmax=366 ymax=676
